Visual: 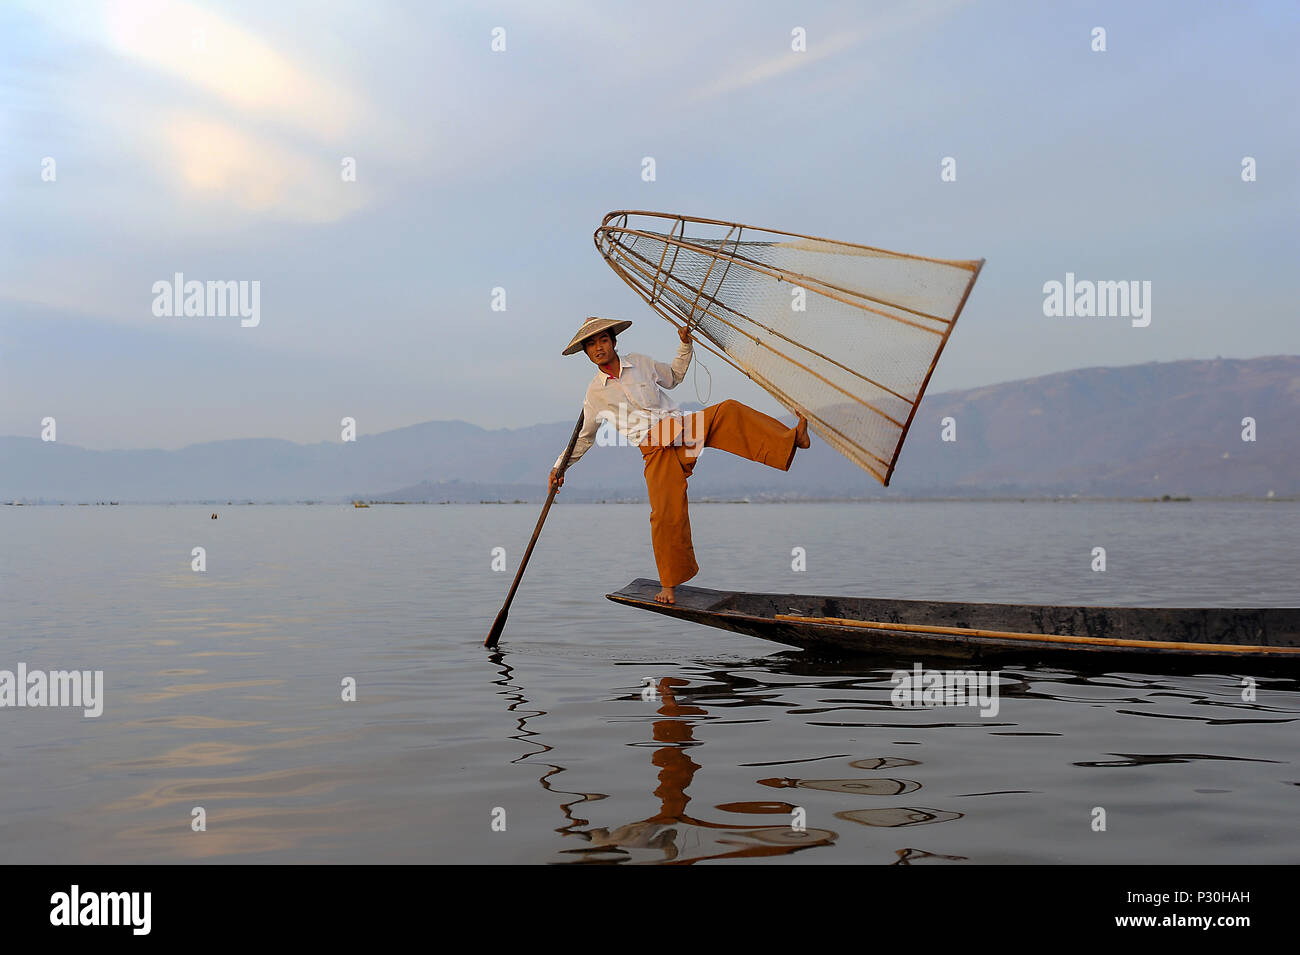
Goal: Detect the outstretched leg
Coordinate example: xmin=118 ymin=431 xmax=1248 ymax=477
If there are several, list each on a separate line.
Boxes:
xmin=680 ymin=399 xmax=805 ymax=472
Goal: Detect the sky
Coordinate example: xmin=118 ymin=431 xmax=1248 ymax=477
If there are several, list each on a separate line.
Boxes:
xmin=2 ymin=0 xmax=1297 ymax=450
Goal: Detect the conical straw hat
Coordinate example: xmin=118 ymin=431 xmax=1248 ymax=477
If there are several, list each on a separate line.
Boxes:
xmin=562 ymin=316 xmax=632 ymax=355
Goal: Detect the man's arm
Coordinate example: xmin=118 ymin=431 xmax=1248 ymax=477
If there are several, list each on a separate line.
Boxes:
xmin=550 ymin=397 xmax=599 ymax=488
xmin=653 ymin=326 xmax=693 ymax=388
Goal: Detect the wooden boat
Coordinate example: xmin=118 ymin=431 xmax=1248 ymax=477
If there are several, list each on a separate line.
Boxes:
xmin=607 ymin=578 xmax=1300 ymax=671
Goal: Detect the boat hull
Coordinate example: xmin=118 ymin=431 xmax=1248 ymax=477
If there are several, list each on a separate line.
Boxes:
xmin=606 ymin=578 xmax=1300 ymax=672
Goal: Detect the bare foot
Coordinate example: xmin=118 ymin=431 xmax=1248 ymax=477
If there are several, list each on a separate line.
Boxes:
xmin=655 ymin=586 xmax=675 ymax=604
xmin=794 ymin=414 xmax=810 ymax=449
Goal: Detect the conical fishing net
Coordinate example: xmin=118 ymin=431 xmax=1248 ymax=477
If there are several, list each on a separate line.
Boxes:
xmin=594 ymin=211 xmax=983 ymax=485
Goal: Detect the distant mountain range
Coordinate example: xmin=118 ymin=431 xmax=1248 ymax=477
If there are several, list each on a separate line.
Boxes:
xmin=3 ymin=356 xmax=1296 ymax=503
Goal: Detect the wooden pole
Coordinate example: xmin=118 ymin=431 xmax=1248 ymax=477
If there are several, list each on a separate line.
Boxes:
xmin=484 ymin=408 xmax=586 ymax=648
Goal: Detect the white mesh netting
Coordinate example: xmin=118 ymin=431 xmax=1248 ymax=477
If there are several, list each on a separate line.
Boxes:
xmin=595 ymin=211 xmax=983 ymax=485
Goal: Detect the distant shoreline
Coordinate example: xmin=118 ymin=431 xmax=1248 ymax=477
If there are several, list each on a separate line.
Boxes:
xmin=5 ymin=496 xmax=1296 ymax=507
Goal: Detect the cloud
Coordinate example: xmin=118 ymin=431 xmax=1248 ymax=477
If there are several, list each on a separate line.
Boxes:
xmin=160 ymin=114 xmax=367 ymax=222
xmin=691 ymin=0 xmax=970 ymax=100
xmin=693 ymin=29 xmax=864 ymax=100
xmin=100 ymin=0 xmax=361 ymax=144
xmin=14 ymin=0 xmax=372 ymax=223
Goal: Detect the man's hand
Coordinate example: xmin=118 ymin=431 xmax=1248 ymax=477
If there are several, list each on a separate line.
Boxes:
xmin=678 ymin=324 xmax=692 ymax=345
xmin=549 ymin=467 xmax=564 ymax=492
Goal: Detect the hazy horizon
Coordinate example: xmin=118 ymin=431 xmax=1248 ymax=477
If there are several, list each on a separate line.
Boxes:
xmin=2 ymin=350 xmax=1291 ymax=451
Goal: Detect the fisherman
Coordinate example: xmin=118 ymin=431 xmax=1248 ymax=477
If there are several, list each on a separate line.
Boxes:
xmin=549 ymin=316 xmax=809 ymax=605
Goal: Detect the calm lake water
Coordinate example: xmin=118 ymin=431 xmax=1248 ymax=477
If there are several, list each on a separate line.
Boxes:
xmin=2 ymin=501 xmax=1297 ymax=864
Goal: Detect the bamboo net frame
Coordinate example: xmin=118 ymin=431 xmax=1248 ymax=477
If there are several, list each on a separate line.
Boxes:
xmin=594 ymin=211 xmax=984 ymax=485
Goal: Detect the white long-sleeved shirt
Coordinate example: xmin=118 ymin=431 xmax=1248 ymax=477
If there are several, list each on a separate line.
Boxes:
xmin=553 ymin=339 xmax=693 ymax=470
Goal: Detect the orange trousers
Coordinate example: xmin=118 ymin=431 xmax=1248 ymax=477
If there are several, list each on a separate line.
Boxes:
xmin=639 ymin=399 xmax=798 ymax=588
